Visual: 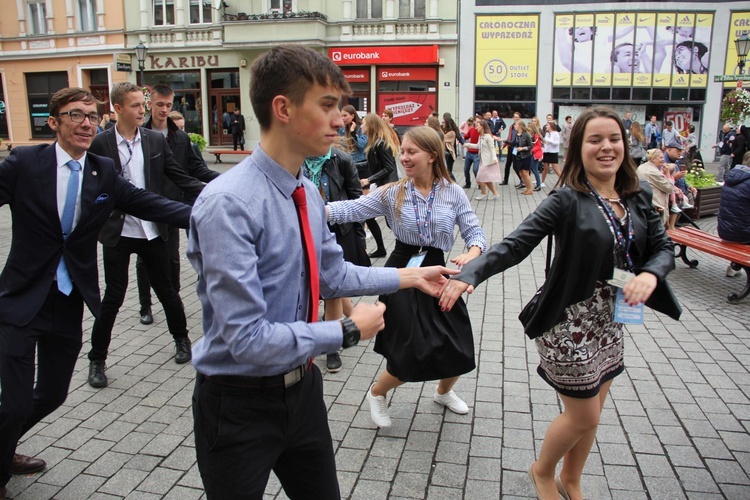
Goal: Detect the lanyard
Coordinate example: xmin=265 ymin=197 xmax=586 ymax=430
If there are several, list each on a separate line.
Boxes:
xmin=585 ymin=180 xmax=635 ymax=271
xmin=409 ymin=181 xmax=437 ymax=247
xmin=121 ymin=139 xmax=134 ymax=181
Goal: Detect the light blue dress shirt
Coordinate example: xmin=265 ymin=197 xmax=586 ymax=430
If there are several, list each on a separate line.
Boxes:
xmin=187 ymin=147 xmax=400 ymax=377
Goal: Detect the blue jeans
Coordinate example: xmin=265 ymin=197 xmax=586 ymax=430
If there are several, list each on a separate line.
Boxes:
xmin=530 ymin=159 xmax=542 ymax=187
xmin=463 ymin=151 xmax=480 ymax=185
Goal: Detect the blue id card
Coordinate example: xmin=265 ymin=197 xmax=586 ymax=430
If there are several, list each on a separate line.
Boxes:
xmin=406 ymin=251 xmax=427 ymax=268
xmin=614 ymin=289 xmax=644 ymax=325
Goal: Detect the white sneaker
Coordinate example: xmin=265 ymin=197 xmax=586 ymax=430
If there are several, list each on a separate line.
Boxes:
xmin=727 ymin=265 xmax=742 ymax=277
xmin=670 ymin=205 xmax=682 ymax=214
xmin=540 ymin=183 xmax=546 ymax=188
xmin=475 ymin=194 xmax=487 ymax=200
xmin=433 ymin=388 xmax=469 ymax=414
xmin=365 ymin=230 xmax=372 ymax=240
xmin=488 ymin=193 xmax=499 ymax=200
xmin=367 ymin=384 xmax=392 ymax=427
xmin=681 ymin=202 xmax=694 ymax=209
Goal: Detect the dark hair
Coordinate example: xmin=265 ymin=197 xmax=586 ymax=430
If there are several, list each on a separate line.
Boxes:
xmin=480 ymin=120 xmax=491 ymax=135
xmin=426 ymin=116 xmax=441 ymax=133
xmin=610 ymin=43 xmax=633 ymax=64
xmin=558 ymin=106 xmax=640 ymax=197
xmin=565 ymin=115 xmax=572 ymax=121
xmin=568 ymin=26 xmax=597 ymax=41
xmin=342 ymin=105 xmax=361 ymax=126
xmin=250 ymin=45 xmax=351 ymax=130
xmin=665 ymin=120 xmax=673 ymax=127
xmin=442 ymin=117 xmax=460 ymax=136
xmin=673 ymin=41 xmax=708 ymax=74
xmin=49 ymin=87 xmax=100 ymax=118
xmin=150 ymin=84 xmax=174 ymax=98
xmin=382 ymin=109 xmax=394 ymax=119
xmin=688 ymin=124 xmax=695 ymax=133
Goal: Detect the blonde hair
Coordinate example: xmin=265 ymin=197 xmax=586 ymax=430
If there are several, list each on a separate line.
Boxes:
xmin=527 ymin=121 xmax=541 ymax=138
xmin=363 ymin=113 xmax=399 ymax=156
xmin=168 ymin=110 xmax=185 ymax=121
xmin=664 ymin=163 xmax=677 ymax=175
xmin=646 ymin=148 xmax=663 ymax=162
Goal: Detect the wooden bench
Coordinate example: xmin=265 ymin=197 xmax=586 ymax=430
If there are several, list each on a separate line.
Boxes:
xmin=207 ymin=149 xmax=252 ymax=164
xmin=667 ymin=227 xmax=750 ymax=304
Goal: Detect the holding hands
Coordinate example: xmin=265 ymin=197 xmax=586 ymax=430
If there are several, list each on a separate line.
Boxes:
xmin=438 ymin=279 xmax=473 ymax=312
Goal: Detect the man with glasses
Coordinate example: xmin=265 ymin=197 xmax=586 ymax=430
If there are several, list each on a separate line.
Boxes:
xmin=0 ymin=87 xmax=192 ymax=500
xmin=86 ymin=82 xmax=205 ymax=389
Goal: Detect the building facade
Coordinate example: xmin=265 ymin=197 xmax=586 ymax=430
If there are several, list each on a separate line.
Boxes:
xmin=460 ymin=0 xmax=750 ymax=156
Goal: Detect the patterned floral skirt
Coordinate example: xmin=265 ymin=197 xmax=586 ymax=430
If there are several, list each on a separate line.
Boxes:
xmin=534 ymin=283 xmax=624 ymax=399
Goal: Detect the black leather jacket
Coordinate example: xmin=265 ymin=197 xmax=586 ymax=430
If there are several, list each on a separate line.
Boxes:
xmin=455 ymin=181 xmax=681 ymax=338
xmin=362 ymin=140 xmax=398 ymax=187
xmin=323 ymin=150 xmax=363 ymax=236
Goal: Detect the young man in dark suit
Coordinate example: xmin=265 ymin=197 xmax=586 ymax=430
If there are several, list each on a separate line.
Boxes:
xmin=86 ymin=82 xmax=206 ymax=389
xmin=135 ymin=84 xmax=221 ymax=325
xmin=0 ymin=87 xmax=191 ymax=500
xmin=230 ymin=108 xmax=246 ymax=150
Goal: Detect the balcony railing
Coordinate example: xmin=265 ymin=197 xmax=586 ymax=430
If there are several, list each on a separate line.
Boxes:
xmin=222 ymin=11 xmax=327 ymax=22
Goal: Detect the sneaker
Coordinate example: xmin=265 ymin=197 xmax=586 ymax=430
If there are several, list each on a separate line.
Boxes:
xmin=726 ymin=265 xmax=742 ymax=277
xmin=533 ymin=186 xmax=542 ymax=192
xmin=365 ymin=230 xmax=372 ymax=240
xmin=681 ymin=202 xmax=694 ymax=209
xmin=540 ymin=183 xmax=546 ymax=188
xmin=475 ymin=194 xmax=487 ymax=200
xmin=433 ymin=388 xmax=469 ymax=414
xmin=87 ymin=360 xmax=107 ymax=388
xmin=670 ymin=205 xmax=682 ymax=214
xmin=488 ymin=194 xmax=499 ymax=200
xmin=326 ymin=353 xmax=342 ymax=372
xmin=515 ymin=183 xmax=525 ymax=189
xmin=174 ymin=337 xmax=192 ymax=364
xmin=549 ymin=167 xmax=554 ymax=174
xmin=367 ymin=383 xmax=392 ymax=427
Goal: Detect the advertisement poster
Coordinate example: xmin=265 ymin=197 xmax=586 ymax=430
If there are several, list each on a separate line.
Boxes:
xmin=475 ymin=15 xmax=539 ymax=87
xmin=633 ymin=13 xmax=656 ymax=88
xmin=592 ymin=13 xmax=615 ymax=87
xmin=571 ymin=13 xmax=595 ymax=86
xmin=612 ymin=12 xmax=636 ymax=87
xmin=378 ymin=93 xmax=437 ymax=127
xmin=724 ymin=12 xmax=750 ymax=88
xmin=553 ymin=14 xmax=574 ymax=86
xmin=690 ymin=14 xmax=712 ymax=88
xmin=665 ymin=109 xmax=694 ymax=140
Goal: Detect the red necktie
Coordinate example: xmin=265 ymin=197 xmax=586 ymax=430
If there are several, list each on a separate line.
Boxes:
xmin=292 ymin=186 xmax=319 ymax=323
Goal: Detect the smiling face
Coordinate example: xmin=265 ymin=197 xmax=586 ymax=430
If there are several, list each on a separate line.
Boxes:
xmin=581 ymin=117 xmax=625 ymax=187
xmin=287 ymin=83 xmax=344 ymax=158
xmin=47 ymin=100 xmax=98 ymax=159
xmin=400 ymin=135 xmax=435 ymax=183
xmin=613 ymin=45 xmax=637 ymax=72
xmin=573 ymin=27 xmax=593 ymax=42
xmin=674 ymin=45 xmax=700 ymax=72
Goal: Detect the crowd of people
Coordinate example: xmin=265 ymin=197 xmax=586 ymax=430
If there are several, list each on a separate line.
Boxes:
xmin=9 ymin=43 xmax=750 ymax=500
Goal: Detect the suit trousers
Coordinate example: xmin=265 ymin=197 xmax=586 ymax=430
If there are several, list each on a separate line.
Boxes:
xmin=136 ymin=226 xmax=181 ymax=308
xmin=193 ymin=366 xmax=339 ymax=500
xmin=504 ymin=153 xmax=517 ymax=183
xmin=0 ymin=286 xmax=84 ymax=486
xmin=88 ymin=236 xmax=188 ymax=362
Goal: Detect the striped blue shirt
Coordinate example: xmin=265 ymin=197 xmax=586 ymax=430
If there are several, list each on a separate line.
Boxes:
xmin=328 ymin=179 xmax=486 ymax=253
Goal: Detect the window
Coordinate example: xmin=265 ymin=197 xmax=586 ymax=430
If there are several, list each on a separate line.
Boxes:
xmin=270 ymin=0 xmax=294 ymax=14
xmin=356 ymin=0 xmax=382 ymax=19
xmin=27 ymin=0 xmax=47 ymax=35
xmin=398 ymin=0 xmax=425 ymax=18
xmin=189 ymin=0 xmax=211 ymax=24
xmin=153 ymin=0 xmax=174 ymax=26
xmin=77 ymin=0 xmax=96 ymax=31
xmin=26 ymin=71 xmax=68 ymax=139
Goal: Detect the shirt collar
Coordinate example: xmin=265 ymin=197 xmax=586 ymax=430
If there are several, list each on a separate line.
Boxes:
xmin=55 ymin=142 xmax=87 ymax=170
xmin=115 ymin=126 xmax=141 ymax=146
xmin=251 ymin=146 xmax=303 ymax=198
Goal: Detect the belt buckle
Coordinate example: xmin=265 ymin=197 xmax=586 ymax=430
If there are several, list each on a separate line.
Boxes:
xmin=283 ymin=365 xmax=303 ymax=388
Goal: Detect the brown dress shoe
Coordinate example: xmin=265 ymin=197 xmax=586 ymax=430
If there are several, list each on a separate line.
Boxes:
xmin=11 ymin=453 xmax=46 ymax=475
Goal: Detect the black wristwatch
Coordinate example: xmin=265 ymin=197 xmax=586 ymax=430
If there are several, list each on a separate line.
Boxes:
xmin=340 ymin=317 xmax=361 ymax=349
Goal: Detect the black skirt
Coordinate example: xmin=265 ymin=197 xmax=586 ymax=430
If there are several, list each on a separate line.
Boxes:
xmin=375 ymin=241 xmax=475 ymax=382
xmin=332 ymin=223 xmax=370 ymax=267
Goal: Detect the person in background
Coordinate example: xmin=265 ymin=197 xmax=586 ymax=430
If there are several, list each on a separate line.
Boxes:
xmin=713 ymin=123 xmax=736 ymax=184
xmin=463 ymin=116 xmax=481 ymax=189
xmin=561 ymin=115 xmax=573 ymax=161
xmin=541 ymin=121 xmax=561 ymax=188
xmin=169 ymin=110 xmax=201 ymax=157
xmin=340 ymin=105 xmax=367 ymax=164
xmin=512 ymin=120 xmax=534 ymax=195
xmin=731 ymin=125 xmax=748 ymax=169
xmin=466 ymin=120 xmax=501 ymax=200
xmin=381 ymin=108 xmax=401 ymax=146
xmin=442 ymin=116 xmax=460 ymax=182
xmin=359 ymin=113 xmax=400 ymax=259
xmin=645 ymin=115 xmax=661 ymax=150
xmin=440 ymin=106 xmax=681 ymax=500
xmin=489 ymin=110 xmax=506 ymax=161
xmin=327 ymin=126 xmax=486 ymax=428
xmin=684 ymin=124 xmax=701 ymax=165
xmin=622 ymin=111 xmax=633 ymax=133
xmin=104 ymin=110 xmax=117 ymax=130
xmin=502 ymin=111 xmax=523 ymax=186
xmin=661 ymin=120 xmax=681 ymax=149
xmin=637 ymin=148 xmax=672 ymax=228
xmin=426 ymin=116 xmax=444 ymax=141
xmin=230 ymin=108 xmax=246 ymax=151
xmin=718 ymin=154 xmax=750 ymax=277
xmin=629 ymin=121 xmax=647 ymax=165
xmin=527 ymin=121 xmax=544 ymax=192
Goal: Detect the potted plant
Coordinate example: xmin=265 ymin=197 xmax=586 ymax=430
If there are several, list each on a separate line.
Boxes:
xmin=684 ymin=159 xmax=721 ymax=219
xmin=720 ymin=87 xmax=750 ymax=126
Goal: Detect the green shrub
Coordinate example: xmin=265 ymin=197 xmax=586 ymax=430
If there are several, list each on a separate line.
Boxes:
xmin=685 ymin=160 xmax=717 ymax=188
xmin=189 ymin=133 xmax=207 ymax=152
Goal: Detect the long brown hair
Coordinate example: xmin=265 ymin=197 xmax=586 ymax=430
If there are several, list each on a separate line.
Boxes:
xmin=388 ymin=126 xmax=455 ymax=219
xmin=630 ymin=121 xmax=645 ymax=143
xmin=363 ymin=113 xmax=399 ymax=156
xmin=558 ymin=106 xmax=640 ymax=197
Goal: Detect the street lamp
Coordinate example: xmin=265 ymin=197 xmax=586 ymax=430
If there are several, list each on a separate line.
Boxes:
xmin=736 ymin=32 xmax=750 ymax=75
xmin=134 ymin=42 xmax=149 ymax=85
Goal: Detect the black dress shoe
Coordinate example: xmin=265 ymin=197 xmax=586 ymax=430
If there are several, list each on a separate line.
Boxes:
xmin=463 ymin=184 xmax=471 ymax=189
xmin=175 ymin=337 xmax=192 ymax=364
xmin=88 ymin=360 xmax=107 ymax=388
xmin=368 ymin=250 xmax=387 ymax=259
xmin=11 ymin=453 xmax=46 ymax=475
xmin=140 ymin=306 xmax=153 ymax=325
xmin=515 ymin=183 xmax=525 ymax=189
xmin=326 ymin=353 xmax=342 ymax=373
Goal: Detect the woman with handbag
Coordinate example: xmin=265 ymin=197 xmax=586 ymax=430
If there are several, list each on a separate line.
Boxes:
xmin=327 ymin=126 xmax=486 ymax=428
xmin=513 ymin=120 xmax=535 ymax=194
xmin=439 ymin=107 xmax=681 ymax=500
xmin=465 ymin=120 xmax=501 ymax=200
xmin=441 ymin=117 xmax=460 ymax=182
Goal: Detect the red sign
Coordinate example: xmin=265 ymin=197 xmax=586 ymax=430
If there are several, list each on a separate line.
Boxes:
xmin=378 ymin=93 xmax=437 ymax=127
xmin=329 ymin=46 xmax=439 ymax=66
xmin=342 ymin=69 xmax=370 ymax=82
xmin=378 ymin=67 xmax=436 ymax=81
xmin=665 ymin=110 xmax=693 ymax=139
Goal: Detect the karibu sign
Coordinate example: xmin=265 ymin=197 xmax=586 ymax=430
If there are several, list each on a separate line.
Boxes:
xmin=148 ymin=55 xmax=219 ymax=69
xmin=328 ymin=46 xmax=439 ymax=66
xmin=378 ymin=93 xmax=437 ymax=127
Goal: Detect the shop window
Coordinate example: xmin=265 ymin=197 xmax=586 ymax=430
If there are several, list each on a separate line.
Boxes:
xmin=652 ymin=88 xmax=670 ymax=101
xmin=153 ymin=0 xmax=174 ymax=26
xmin=612 ymin=88 xmax=631 ymax=101
xmin=77 ymin=0 xmax=96 ymax=31
xmin=356 ymin=0 xmax=382 ymax=19
xmin=189 ymin=0 xmax=212 ymax=23
xmin=671 ymin=89 xmax=689 ymax=102
xmin=26 ymin=71 xmax=68 ymax=139
xmin=689 ymin=89 xmax=706 ymax=102
xmin=632 ymin=88 xmax=650 ymax=101
xmin=269 ymin=0 xmax=294 ymax=14
xmin=209 ymin=71 xmax=239 ymax=89
xmin=27 ymin=0 xmax=47 ymax=35
xmin=552 ymin=88 xmax=570 ymax=100
xmin=592 ymin=88 xmax=611 ymax=100
xmin=399 ymin=0 xmax=425 ymax=18
xmin=144 ymin=71 xmax=203 ymax=135
xmin=475 ymin=87 xmax=536 ymax=102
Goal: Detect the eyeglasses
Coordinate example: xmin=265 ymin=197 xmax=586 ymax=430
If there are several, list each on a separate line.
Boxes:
xmin=57 ymin=111 xmax=100 ymax=126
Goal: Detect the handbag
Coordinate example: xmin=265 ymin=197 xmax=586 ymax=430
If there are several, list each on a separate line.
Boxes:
xmin=518 ymin=236 xmax=554 ymax=337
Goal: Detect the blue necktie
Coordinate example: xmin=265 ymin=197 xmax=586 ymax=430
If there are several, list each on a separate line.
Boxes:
xmin=56 ymin=159 xmax=81 ymax=295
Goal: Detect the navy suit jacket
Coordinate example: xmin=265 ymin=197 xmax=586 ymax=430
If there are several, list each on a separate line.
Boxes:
xmin=90 ymin=126 xmax=205 ymax=247
xmin=0 ymin=144 xmax=192 ymax=326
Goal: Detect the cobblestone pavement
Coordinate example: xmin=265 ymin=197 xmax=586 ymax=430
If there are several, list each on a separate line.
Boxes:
xmin=1 ymin=154 xmax=749 ymax=499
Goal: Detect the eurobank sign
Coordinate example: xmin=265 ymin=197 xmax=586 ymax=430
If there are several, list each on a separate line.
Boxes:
xmin=328 ymin=46 xmax=439 ymax=65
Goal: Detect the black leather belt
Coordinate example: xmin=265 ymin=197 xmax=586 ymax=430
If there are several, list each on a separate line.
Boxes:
xmin=202 ymin=364 xmax=307 ymax=390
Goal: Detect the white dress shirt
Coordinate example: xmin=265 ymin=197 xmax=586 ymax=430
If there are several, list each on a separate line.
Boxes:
xmin=115 ymin=127 xmax=159 ymax=240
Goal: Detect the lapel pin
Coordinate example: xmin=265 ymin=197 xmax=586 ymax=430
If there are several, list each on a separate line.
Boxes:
xmin=92 ymin=171 xmax=97 ymax=176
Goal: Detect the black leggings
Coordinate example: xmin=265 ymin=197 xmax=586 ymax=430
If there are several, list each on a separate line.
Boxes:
xmin=366 ymin=219 xmax=385 ymax=252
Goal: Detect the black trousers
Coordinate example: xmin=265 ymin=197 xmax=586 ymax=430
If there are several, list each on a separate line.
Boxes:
xmin=233 ymin=131 xmax=244 ymax=150
xmin=136 ymin=226 xmax=181 ymax=309
xmin=503 ymin=153 xmax=517 ymax=183
xmin=88 ymin=236 xmax=188 ymax=362
xmin=0 ymin=286 xmax=84 ymax=486
xmin=193 ymin=366 xmax=340 ymax=500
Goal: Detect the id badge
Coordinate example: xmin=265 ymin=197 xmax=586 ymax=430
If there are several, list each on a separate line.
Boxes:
xmin=607 ymin=268 xmax=636 ymax=289
xmin=406 ymin=251 xmax=427 ymax=268
xmin=614 ymin=289 xmax=644 ymax=325
xmin=512 ymin=147 xmax=518 ymax=155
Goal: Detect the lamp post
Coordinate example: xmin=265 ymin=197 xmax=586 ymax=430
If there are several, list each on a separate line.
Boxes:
xmin=134 ymin=42 xmax=149 ymax=86
xmin=736 ymin=31 xmax=750 ymax=76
